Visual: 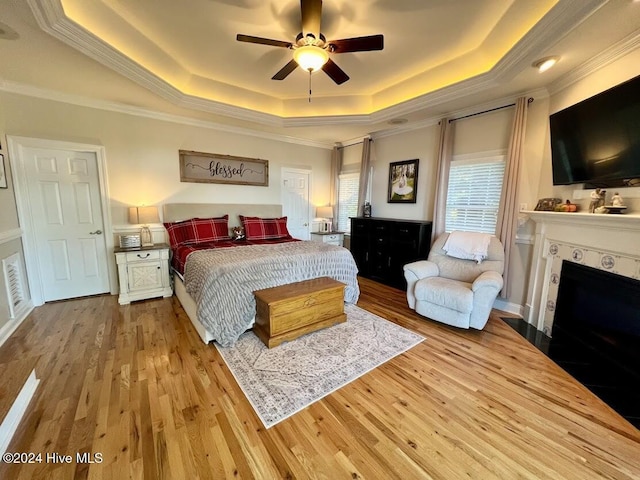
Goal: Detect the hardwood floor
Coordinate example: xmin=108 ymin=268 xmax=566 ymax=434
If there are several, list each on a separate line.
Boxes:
xmin=1 ymin=277 xmax=638 ymax=479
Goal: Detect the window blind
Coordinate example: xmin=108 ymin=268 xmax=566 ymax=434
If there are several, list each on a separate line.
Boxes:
xmin=445 ymin=156 xmax=505 ymax=234
xmin=338 ymin=173 xmax=359 ymax=233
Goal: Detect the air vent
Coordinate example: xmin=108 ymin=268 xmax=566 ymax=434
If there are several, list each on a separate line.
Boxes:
xmin=2 ymin=253 xmax=26 ymax=319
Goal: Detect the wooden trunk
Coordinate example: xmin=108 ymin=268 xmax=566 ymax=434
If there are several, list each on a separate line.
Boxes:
xmin=253 ymin=277 xmax=346 ymax=348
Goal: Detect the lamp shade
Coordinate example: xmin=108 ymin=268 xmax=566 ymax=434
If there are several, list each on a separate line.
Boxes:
xmin=316 ymin=206 xmax=333 ymax=219
xmin=128 ymin=206 xmax=159 ymax=225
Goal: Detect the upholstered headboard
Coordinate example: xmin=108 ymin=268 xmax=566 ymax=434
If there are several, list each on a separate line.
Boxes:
xmin=162 ymin=203 xmax=283 ymax=229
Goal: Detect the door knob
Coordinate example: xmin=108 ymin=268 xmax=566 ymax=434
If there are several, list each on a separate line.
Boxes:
xmin=89 ymin=230 xmax=103 ymax=235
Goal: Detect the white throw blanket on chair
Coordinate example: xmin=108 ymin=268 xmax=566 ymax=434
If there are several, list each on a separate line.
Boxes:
xmin=442 ymin=231 xmax=491 ymax=264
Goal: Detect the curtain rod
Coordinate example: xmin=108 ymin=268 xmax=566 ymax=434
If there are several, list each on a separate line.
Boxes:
xmin=337 ymin=138 xmax=374 ymax=149
xmin=449 ymin=97 xmax=534 ymax=123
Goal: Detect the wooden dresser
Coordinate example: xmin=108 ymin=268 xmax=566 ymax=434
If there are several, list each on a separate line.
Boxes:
xmin=350 ymin=217 xmax=432 ymax=290
xmin=253 ymin=277 xmax=346 ymax=348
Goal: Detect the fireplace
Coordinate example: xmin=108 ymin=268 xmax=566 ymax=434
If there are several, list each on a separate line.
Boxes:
xmin=554 ymin=261 xmax=640 ymax=338
xmin=525 ymin=211 xmax=640 ymax=427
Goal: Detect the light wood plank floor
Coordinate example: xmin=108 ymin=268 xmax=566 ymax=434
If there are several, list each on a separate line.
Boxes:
xmin=1 ymin=277 xmax=638 ymax=479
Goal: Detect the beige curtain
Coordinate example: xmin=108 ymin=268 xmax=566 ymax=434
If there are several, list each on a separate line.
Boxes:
xmin=431 ymin=118 xmax=454 ymax=243
xmin=357 ymin=137 xmax=373 ymax=216
xmin=496 ymin=97 xmax=529 ymax=299
xmin=329 ymin=145 xmax=342 ymax=227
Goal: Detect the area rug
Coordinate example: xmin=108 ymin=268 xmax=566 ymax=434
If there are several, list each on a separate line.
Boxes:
xmin=215 ymin=303 xmax=425 ymax=428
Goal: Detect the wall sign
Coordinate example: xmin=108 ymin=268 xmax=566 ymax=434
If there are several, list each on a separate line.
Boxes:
xmin=179 ymin=150 xmax=269 ymax=186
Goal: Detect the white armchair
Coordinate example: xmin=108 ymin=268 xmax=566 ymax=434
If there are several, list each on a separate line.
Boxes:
xmin=403 ymin=233 xmax=504 ymax=330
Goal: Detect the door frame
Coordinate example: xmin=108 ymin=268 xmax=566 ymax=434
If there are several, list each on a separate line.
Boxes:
xmin=281 ymin=167 xmax=313 ymax=240
xmin=7 ymin=136 xmax=117 ymax=306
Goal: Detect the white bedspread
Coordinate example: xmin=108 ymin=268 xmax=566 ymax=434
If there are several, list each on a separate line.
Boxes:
xmin=184 ymin=241 xmax=360 ymax=346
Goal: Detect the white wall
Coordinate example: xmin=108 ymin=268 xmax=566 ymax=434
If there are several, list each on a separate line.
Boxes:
xmin=370 ymin=125 xmax=439 ymax=220
xmin=0 ymin=92 xmax=332 ymax=228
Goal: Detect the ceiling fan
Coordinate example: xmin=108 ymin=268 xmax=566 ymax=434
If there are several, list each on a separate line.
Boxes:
xmin=236 ymin=0 xmax=384 ymax=85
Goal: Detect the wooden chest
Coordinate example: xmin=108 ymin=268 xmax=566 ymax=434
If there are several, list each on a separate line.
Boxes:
xmin=253 ymin=277 xmax=346 ymax=348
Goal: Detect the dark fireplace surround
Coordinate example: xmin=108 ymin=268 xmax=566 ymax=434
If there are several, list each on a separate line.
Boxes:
xmin=553 ymin=261 xmax=640 ymax=377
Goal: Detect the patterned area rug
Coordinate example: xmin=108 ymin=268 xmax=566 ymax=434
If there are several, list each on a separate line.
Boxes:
xmin=215 ymin=303 xmax=424 ymax=428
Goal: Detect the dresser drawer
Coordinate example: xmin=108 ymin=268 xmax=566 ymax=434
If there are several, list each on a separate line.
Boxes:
xmin=125 ymin=250 xmax=161 ymax=262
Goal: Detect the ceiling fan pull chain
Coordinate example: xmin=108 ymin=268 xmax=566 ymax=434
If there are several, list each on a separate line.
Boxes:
xmin=308 ymin=69 xmax=312 ymax=103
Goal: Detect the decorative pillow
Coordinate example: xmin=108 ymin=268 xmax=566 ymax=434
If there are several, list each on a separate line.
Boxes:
xmin=164 ymin=215 xmax=230 ymax=247
xmin=190 ymin=216 xmax=231 ymax=243
xmin=240 ymin=215 xmax=291 ymax=240
xmin=163 ymin=219 xmax=197 ymax=248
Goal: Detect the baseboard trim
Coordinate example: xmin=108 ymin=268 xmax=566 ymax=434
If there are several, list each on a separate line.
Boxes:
xmin=0 ymin=302 xmax=34 ymax=349
xmin=493 ymin=298 xmax=524 ymax=317
xmin=0 ymin=369 xmax=39 ymax=455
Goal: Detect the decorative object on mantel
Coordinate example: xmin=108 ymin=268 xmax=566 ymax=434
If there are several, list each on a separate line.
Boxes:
xmin=534 ymin=197 xmax=562 ymax=211
xmin=179 ymin=150 xmax=269 ymax=186
xmin=589 ymin=188 xmax=606 ymax=213
xmin=128 ymin=205 xmax=160 ymax=246
xmin=606 ymin=192 xmax=627 ymax=213
xmin=554 ymin=200 xmax=578 ymax=212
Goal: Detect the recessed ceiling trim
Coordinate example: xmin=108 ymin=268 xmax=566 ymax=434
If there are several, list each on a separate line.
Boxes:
xmin=0 ymin=79 xmax=334 ymax=150
xmin=25 ymin=0 xmax=623 ymax=129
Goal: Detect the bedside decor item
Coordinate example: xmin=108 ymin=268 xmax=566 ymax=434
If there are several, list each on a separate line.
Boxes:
xmin=388 ymin=159 xmax=418 ymax=203
xmin=179 ymin=150 xmax=269 ymax=186
xmin=611 ymin=192 xmax=624 ymax=207
xmin=0 ymin=153 xmax=7 ymax=188
xmin=119 ymin=234 xmax=141 ymax=249
xmin=316 ymin=206 xmax=333 ymax=232
xmin=128 ymin=206 xmax=160 ymax=246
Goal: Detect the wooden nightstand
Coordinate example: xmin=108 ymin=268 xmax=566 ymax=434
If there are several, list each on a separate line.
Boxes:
xmin=310 ymin=231 xmax=344 ymax=247
xmin=115 ymin=243 xmax=172 ymax=305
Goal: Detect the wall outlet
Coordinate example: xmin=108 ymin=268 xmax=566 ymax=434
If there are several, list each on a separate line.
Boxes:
xmin=519 ymin=203 xmax=528 ymax=212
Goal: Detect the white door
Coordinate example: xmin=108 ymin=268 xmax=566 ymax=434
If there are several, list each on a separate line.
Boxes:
xmin=22 ymin=147 xmax=110 ymax=301
xmin=281 ymin=168 xmax=311 ymax=240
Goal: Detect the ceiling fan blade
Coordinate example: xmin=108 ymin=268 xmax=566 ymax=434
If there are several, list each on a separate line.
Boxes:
xmin=236 ymin=34 xmax=292 ymax=49
xmin=328 ymin=34 xmax=384 ymax=53
xmin=322 ymin=58 xmax=349 ymax=85
xmin=272 ymin=59 xmax=299 ymax=80
xmin=301 ymin=0 xmax=322 ymax=38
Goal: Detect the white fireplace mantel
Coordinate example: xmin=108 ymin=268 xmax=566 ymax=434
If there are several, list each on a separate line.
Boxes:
xmin=523 ymin=211 xmax=640 ymax=334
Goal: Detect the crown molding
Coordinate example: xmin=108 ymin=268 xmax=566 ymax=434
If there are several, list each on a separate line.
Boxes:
xmin=547 ymin=30 xmax=640 ymax=96
xmin=0 ymin=79 xmax=333 ymax=149
xmin=26 ymin=0 xmax=608 ymax=129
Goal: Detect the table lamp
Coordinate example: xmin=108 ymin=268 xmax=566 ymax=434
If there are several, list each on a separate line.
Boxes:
xmin=316 ymin=206 xmax=333 ymax=232
xmin=128 ymin=206 xmax=160 ymax=246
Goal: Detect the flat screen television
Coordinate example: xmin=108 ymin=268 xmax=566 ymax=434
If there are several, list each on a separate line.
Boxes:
xmin=549 ymin=74 xmax=640 ymax=187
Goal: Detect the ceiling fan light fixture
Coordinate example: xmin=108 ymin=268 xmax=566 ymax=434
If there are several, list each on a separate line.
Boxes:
xmin=293 ymin=45 xmax=329 ymax=72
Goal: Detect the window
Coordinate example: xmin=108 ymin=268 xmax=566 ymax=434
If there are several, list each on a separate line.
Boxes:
xmin=445 ymin=154 xmax=505 ymax=234
xmin=337 ymin=173 xmax=359 ymax=233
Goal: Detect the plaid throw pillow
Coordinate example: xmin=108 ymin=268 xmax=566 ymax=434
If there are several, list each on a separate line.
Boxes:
xmin=240 ymin=216 xmax=291 ymax=240
xmin=164 ymin=215 xmax=230 ymax=247
xmin=191 ymin=216 xmax=231 ymax=243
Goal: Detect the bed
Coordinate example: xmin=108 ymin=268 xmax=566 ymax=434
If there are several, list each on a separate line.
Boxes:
xmin=163 ymin=203 xmax=360 ymax=346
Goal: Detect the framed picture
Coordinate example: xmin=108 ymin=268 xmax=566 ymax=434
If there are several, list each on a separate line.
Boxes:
xmin=179 ymin=150 xmax=269 ymax=186
xmin=0 ymin=154 xmax=7 ymax=189
xmin=388 ymin=159 xmax=418 ymax=203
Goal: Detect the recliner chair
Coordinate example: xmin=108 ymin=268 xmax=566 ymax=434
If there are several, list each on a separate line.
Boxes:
xmin=403 ymin=233 xmax=504 ymax=330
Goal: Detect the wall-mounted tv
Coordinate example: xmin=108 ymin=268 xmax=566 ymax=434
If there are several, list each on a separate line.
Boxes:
xmin=549 ymin=74 xmax=640 ymax=187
